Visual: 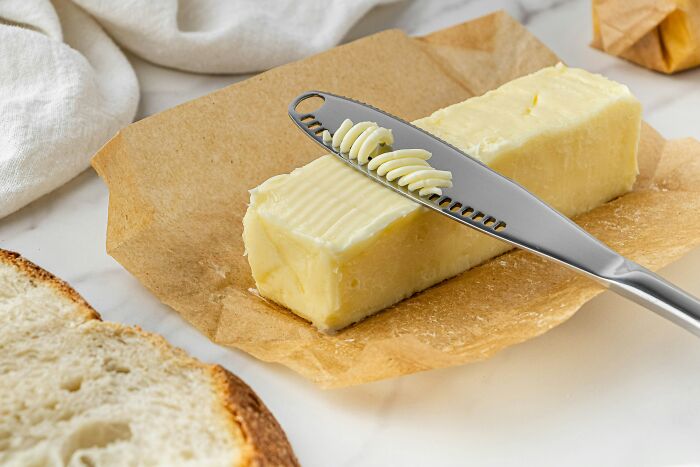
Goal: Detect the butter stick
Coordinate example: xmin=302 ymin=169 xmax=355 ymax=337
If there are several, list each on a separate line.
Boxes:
xmin=242 ymin=64 xmax=641 ymax=332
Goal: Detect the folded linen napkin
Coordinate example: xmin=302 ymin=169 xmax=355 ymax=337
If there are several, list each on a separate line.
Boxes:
xmin=0 ymin=0 xmax=393 ymax=219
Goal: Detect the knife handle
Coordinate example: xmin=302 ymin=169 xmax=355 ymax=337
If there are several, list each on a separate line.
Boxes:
xmin=606 ymin=261 xmax=700 ymax=337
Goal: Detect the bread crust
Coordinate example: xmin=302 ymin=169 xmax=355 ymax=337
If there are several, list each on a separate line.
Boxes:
xmin=0 ymin=249 xmax=101 ymax=321
xmin=212 ymin=367 xmax=299 ymax=467
xmin=0 ymin=248 xmax=298 ymax=467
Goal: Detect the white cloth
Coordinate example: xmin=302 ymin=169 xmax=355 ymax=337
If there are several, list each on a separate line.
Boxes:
xmin=0 ymin=0 xmax=393 ymax=219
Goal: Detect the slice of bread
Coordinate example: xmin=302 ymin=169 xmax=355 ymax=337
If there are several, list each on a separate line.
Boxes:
xmin=0 ymin=249 xmax=298 ymax=467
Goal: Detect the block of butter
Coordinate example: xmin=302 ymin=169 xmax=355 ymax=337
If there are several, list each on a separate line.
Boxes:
xmin=243 ymin=64 xmax=641 ymax=332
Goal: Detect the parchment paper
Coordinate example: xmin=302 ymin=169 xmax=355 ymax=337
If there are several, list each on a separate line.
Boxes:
xmin=591 ymin=0 xmax=700 ymax=73
xmin=92 ymin=11 xmax=700 ymax=388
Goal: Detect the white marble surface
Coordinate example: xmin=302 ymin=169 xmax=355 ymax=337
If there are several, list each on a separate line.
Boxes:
xmin=2 ymin=1 xmax=700 ymax=465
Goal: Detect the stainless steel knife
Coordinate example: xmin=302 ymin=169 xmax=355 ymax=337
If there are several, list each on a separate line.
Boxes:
xmin=288 ymin=90 xmax=700 ymax=337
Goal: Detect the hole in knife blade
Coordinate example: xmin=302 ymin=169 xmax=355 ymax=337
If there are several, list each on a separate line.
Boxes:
xmin=494 ymin=221 xmax=506 ymax=231
xmin=483 ymin=216 xmax=496 ymax=227
xmin=300 ymin=115 xmax=315 ymax=122
xmin=450 ymin=202 xmax=462 ymax=212
xmin=472 ymin=212 xmax=485 ymax=222
xmin=439 ymin=197 xmax=452 ymax=207
xmin=461 ymin=207 xmax=474 ymax=216
xmin=295 ymin=95 xmax=325 ymax=114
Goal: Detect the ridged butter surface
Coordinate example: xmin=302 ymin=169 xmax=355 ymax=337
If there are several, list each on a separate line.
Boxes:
xmin=243 ymin=64 xmax=642 ymax=331
xmin=249 ymin=156 xmax=416 ymax=252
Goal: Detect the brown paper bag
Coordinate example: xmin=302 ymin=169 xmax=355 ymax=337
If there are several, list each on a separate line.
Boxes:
xmin=592 ymin=0 xmax=700 ymax=73
xmin=92 ymin=11 xmax=700 ymax=388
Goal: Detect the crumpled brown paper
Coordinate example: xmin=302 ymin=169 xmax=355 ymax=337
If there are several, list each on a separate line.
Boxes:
xmin=592 ymin=0 xmax=700 ymax=73
xmin=92 ymin=11 xmax=700 ymax=388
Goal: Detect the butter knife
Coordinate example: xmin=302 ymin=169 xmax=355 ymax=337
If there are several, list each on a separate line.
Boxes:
xmin=288 ymin=91 xmax=700 ymax=337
